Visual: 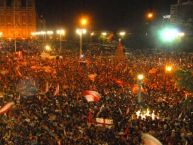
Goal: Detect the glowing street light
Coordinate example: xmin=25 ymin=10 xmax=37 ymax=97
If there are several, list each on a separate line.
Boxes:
xmin=79 ymin=17 xmax=89 ymax=27
xmin=45 ymin=45 xmax=51 ymax=52
xmin=0 ymin=32 xmax=3 ymax=37
xmin=119 ymin=31 xmax=126 ymax=37
xmin=56 ymin=29 xmax=66 ymax=53
xmin=90 ymin=32 xmax=95 ymax=36
xmin=76 ymin=29 xmax=87 ymax=35
xmin=147 ymin=12 xmax=154 ymax=20
xmin=46 ymin=31 xmax=54 ymax=35
xmin=101 ymin=32 xmax=107 ymax=36
xmin=76 ymin=28 xmax=87 ymax=58
xmin=137 ymin=74 xmax=144 ymax=81
xmin=137 ymin=74 xmax=144 ymax=104
xmin=165 ymin=65 xmax=172 ymax=73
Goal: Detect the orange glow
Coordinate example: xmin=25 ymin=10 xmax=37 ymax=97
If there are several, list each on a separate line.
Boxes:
xmin=81 ymin=18 xmax=87 ymax=26
xmin=79 ymin=16 xmax=90 ymax=27
xmin=146 ymin=12 xmax=154 ymax=20
xmin=165 ymin=65 xmax=173 ymax=73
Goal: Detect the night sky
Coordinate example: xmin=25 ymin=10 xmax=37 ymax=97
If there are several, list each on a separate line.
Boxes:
xmin=36 ymin=0 xmax=177 ymax=31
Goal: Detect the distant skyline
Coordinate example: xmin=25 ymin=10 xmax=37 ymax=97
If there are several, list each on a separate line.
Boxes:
xmin=36 ymin=0 xmax=177 ymax=31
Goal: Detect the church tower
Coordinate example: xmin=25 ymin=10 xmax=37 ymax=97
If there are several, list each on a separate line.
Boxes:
xmin=0 ymin=0 xmax=36 ymax=39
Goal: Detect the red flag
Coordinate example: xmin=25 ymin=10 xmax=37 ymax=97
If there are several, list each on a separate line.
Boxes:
xmin=114 ymin=79 xmax=124 ymax=87
xmin=132 ymin=84 xmax=145 ymax=95
xmin=83 ymin=90 xmax=101 ymax=102
xmin=0 ymin=102 xmax=14 ymax=114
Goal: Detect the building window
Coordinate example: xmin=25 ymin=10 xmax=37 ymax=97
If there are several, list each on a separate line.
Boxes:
xmin=6 ymin=0 xmax=12 ymax=7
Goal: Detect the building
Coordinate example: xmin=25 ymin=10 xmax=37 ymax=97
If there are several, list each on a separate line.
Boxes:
xmin=170 ymin=0 xmax=193 ymax=33
xmin=0 ymin=0 xmax=36 ymax=39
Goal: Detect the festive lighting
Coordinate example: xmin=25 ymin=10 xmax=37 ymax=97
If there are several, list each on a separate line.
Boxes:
xmin=0 ymin=32 xmax=3 ymax=37
xmin=137 ymin=74 xmax=144 ymax=81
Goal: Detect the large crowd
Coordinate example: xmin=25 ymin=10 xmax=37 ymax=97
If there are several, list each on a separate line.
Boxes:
xmin=0 ymin=43 xmax=192 ymax=145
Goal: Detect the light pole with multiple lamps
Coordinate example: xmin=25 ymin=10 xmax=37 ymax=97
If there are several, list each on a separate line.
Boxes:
xmin=76 ymin=28 xmax=87 ymax=58
xmin=56 ymin=29 xmax=65 ymax=53
xmin=164 ymin=65 xmax=173 ymax=92
xmin=137 ymin=74 xmax=144 ymax=104
xmin=119 ymin=31 xmax=126 ymax=41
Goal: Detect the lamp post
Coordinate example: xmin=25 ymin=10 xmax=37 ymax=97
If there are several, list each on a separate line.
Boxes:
xmin=119 ymin=31 xmax=126 ymax=42
xmin=0 ymin=32 xmax=2 ymax=44
xmin=137 ymin=74 xmax=144 ymax=104
xmin=45 ymin=44 xmax=51 ymax=52
xmin=76 ymin=28 xmax=87 ymax=58
xmin=164 ymin=65 xmax=173 ymax=92
xmin=56 ymin=29 xmax=65 ymax=53
xmin=146 ymin=12 xmax=154 ymax=20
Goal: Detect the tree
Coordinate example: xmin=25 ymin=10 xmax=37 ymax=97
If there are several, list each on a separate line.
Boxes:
xmin=175 ymin=69 xmax=193 ymax=92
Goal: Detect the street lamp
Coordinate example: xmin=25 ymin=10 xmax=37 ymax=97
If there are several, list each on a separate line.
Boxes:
xmin=119 ymin=31 xmax=126 ymax=42
xmin=137 ymin=74 xmax=144 ymax=104
xmin=146 ymin=12 xmax=154 ymax=20
xmin=165 ymin=65 xmax=172 ymax=73
xmin=164 ymin=65 xmax=173 ymax=93
xmin=56 ymin=29 xmax=66 ymax=53
xmin=101 ymin=32 xmax=107 ymax=36
xmin=80 ymin=18 xmax=88 ymax=27
xmin=45 ymin=45 xmax=51 ymax=52
xmin=119 ymin=31 xmax=126 ymax=37
xmin=76 ymin=28 xmax=87 ymax=58
xmin=90 ymin=32 xmax=95 ymax=36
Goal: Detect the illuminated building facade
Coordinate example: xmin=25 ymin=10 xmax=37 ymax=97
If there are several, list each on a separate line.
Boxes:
xmin=170 ymin=0 xmax=193 ymax=33
xmin=0 ymin=0 xmax=36 ymax=39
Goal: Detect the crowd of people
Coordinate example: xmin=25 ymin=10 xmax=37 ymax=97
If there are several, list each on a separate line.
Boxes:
xmin=0 ymin=43 xmax=192 ymax=144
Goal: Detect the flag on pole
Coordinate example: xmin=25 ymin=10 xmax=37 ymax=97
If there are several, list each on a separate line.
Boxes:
xmin=83 ymin=90 xmax=101 ymax=102
xmin=95 ymin=118 xmax=113 ymax=128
